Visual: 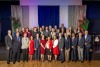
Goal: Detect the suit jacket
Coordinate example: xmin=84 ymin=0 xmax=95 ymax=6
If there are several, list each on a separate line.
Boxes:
xmin=58 ymin=37 xmax=64 ymax=49
xmin=5 ymin=35 xmax=13 ymax=48
xmin=12 ymin=36 xmax=21 ymax=51
xmin=84 ymin=35 xmax=91 ymax=47
xmin=34 ymin=38 xmax=40 ymax=49
xmin=65 ymin=37 xmax=71 ymax=50
xmin=44 ymin=30 xmax=50 ymax=38
xmin=78 ymin=37 xmax=84 ymax=48
xmin=71 ymin=37 xmax=77 ymax=48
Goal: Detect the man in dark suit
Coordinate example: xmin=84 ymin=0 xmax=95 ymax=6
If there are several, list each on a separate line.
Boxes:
xmin=64 ymin=33 xmax=71 ymax=62
xmin=58 ymin=33 xmax=64 ymax=63
xmin=84 ymin=30 xmax=91 ymax=62
xmin=71 ymin=33 xmax=77 ymax=62
xmin=34 ymin=33 xmax=40 ymax=61
xmin=32 ymin=27 xmax=38 ymax=38
xmin=77 ymin=32 xmax=84 ymax=63
xmin=44 ymin=26 xmax=50 ymax=38
xmin=5 ymin=30 xmax=13 ymax=64
xmin=60 ymin=23 xmax=66 ymax=33
xmin=12 ymin=32 xmax=21 ymax=64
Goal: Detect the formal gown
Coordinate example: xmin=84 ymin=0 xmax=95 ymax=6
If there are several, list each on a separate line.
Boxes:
xmin=53 ymin=39 xmax=59 ymax=55
xmin=40 ymin=39 xmax=46 ymax=54
xmin=29 ymin=40 xmax=34 ymax=55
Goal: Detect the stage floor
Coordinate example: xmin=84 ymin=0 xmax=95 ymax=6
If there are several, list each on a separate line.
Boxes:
xmin=0 ymin=61 xmax=100 ymax=67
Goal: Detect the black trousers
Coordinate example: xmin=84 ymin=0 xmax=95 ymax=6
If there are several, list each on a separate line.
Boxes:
xmin=22 ymin=49 xmax=28 ymax=62
xmin=12 ymin=49 xmax=21 ymax=63
xmin=6 ymin=48 xmax=13 ymax=63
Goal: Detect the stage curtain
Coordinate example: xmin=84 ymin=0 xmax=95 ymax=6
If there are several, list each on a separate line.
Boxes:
xmin=68 ymin=5 xmax=87 ymax=29
xmin=38 ymin=6 xmax=59 ymax=27
xmin=11 ymin=5 xmax=29 ymax=35
xmin=0 ymin=6 xmax=11 ymax=42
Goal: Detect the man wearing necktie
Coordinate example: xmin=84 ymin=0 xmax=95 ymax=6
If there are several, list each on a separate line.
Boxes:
xmin=84 ymin=30 xmax=91 ymax=62
xmin=77 ymin=32 xmax=84 ymax=63
xmin=5 ymin=30 xmax=13 ymax=64
xmin=34 ymin=33 xmax=40 ymax=61
xmin=12 ymin=32 xmax=21 ymax=64
xmin=71 ymin=33 xmax=77 ymax=62
xmin=58 ymin=33 xmax=64 ymax=63
xmin=64 ymin=33 xmax=71 ymax=62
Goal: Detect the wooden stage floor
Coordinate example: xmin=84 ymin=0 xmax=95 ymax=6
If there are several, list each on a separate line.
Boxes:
xmin=0 ymin=60 xmax=100 ymax=67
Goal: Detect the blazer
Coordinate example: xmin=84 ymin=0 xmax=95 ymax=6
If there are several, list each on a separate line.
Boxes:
xmin=78 ymin=37 xmax=85 ymax=48
xmin=34 ymin=38 xmax=40 ymax=49
xmin=84 ymin=35 xmax=91 ymax=47
xmin=65 ymin=37 xmax=71 ymax=50
xmin=44 ymin=30 xmax=50 ymax=37
xmin=71 ymin=37 xmax=77 ymax=48
xmin=12 ymin=36 xmax=21 ymax=51
xmin=5 ymin=35 xmax=13 ymax=48
xmin=58 ymin=37 xmax=64 ymax=49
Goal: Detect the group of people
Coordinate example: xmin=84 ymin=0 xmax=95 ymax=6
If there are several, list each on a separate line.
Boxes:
xmin=5 ymin=23 xmax=91 ymax=64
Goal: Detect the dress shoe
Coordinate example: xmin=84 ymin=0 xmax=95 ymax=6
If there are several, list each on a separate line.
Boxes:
xmin=61 ymin=61 xmax=64 ymax=63
xmin=7 ymin=62 xmax=10 ymax=64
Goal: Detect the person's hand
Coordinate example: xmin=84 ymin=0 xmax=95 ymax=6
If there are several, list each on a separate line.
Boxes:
xmin=72 ymin=46 xmax=74 ymax=48
xmin=85 ymin=43 xmax=87 ymax=45
xmin=7 ymin=47 xmax=9 ymax=50
xmin=34 ymin=48 xmax=36 ymax=50
xmin=50 ymin=49 xmax=51 ymax=51
xmin=44 ymin=47 xmax=45 ymax=49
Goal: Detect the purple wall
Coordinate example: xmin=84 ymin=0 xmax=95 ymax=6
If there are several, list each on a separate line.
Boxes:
xmin=20 ymin=0 xmax=82 ymax=5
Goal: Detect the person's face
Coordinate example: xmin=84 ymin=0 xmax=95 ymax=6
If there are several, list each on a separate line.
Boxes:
xmin=24 ymin=33 xmax=27 ymax=37
xmin=57 ymin=29 xmax=60 ymax=33
xmin=54 ymin=26 xmax=57 ymax=29
xmin=34 ymin=28 xmax=37 ymax=31
xmin=26 ymin=28 xmax=29 ymax=32
xmin=85 ymin=31 xmax=88 ymax=35
xmin=59 ymin=33 xmax=62 ymax=37
xmin=74 ymin=29 xmax=77 ymax=33
xmin=79 ymin=33 xmax=82 ymax=37
xmin=8 ymin=30 xmax=11 ymax=35
xmin=16 ymin=28 xmax=19 ymax=32
xmin=52 ymin=28 xmax=54 ymax=32
xmin=40 ymin=28 xmax=42 ymax=31
xmin=78 ymin=27 xmax=80 ymax=30
xmin=16 ymin=32 xmax=19 ymax=36
xmin=22 ymin=28 xmax=24 ymax=31
xmin=42 ymin=35 xmax=44 ymax=39
xmin=36 ymin=34 xmax=39 ymax=37
xmin=61 ymin=23 xmax=64 ymax=27
xmin=30 ymin=36 xmax=33 ymax=40
xmin=72 ymin=33 xmax=75 ymax=37
xmin=48 ymin=37 xmax=50 ymax=40
xmin=46 ymin=27 xmax=48 ymax=30
xmin=64 ymin=33 xmax=67 ymax=37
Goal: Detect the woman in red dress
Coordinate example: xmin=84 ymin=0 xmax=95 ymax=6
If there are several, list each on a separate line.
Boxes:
xmin=45 ymin=36 xmax=53 ymax=62
xmin=29 ymin=36 xmax=34 ymax=61
xmin=53 ymin=35 xmax=59 ymax=61
xmin=40 ymin=35 xmax=46 ymax=62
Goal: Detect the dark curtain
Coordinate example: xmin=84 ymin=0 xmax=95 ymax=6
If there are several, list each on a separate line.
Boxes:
xmin=0 ymin=5 xmax=11 ymax=42
xmin=38 ymin=6 xmax=59 ymax=27
xmin=86 ymin=3 xmax=100 ymax=35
